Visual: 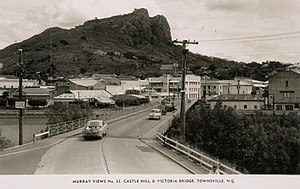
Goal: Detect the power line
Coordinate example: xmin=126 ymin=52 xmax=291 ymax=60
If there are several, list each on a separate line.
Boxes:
xmin=246 ymin=51 xmax=300 ymax=56
xmin=199 ymin=30 xmax=300 ymax=43
xmin=204 ymin=36 xmax=300 ymax=43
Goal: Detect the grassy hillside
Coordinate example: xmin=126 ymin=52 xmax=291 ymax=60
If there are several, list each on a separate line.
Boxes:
xmin=0 ymin=8 xmax=254 ymax=80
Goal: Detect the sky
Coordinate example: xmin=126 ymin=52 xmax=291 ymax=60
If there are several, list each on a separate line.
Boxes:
xmin=0 ymin=0 xmax=299 ymax=64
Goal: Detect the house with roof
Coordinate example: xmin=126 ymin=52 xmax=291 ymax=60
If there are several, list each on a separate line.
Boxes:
xmin=223 ymin=80 xmax=253 ymax=95
xmin=160 ymin=63 xmax=177 ymax=75
xmin=11 ymin=87 xmax=52 ymax=99
xmin=209 ymin=94 xmax=264 ymax=110
xmin=268 ymin=70 xmax=300 ymax=111
xmin=53 ymin=90 xmax=115 ymax=107
xmin=69 ymin=78 xmax=102 ymax=90
xmin=10 ymin=87 xmax=53 ymax=106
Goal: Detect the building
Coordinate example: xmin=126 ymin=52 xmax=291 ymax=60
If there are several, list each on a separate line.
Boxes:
xmin=10 ymin=87 xmax=53 ymax=106
xmin=53 ymin=90 xmax=115 ymax=106
xmin=0 ymin=77 xmax=40 ymax=89
xmin=223 ymin=80 xmax=253 ymax=95
xmin=69 ymin=78 xmax=100 ymax=90
xmin=185 ymin=74 xmax=201 ymax=100
xmin=148 ymin=74 xmax=200 ymax=100
xmin=201 ymin=77 xmax=267 ymax=100
xmin=209 ymin=94 xmax=264 ymax=110
xmin=268 ymin=70 xmax=300 ymax=111
xmin=201 ymin=78 xmax=234 ymax=100
xmin=234 ymin=77 xmax=268 ymax=95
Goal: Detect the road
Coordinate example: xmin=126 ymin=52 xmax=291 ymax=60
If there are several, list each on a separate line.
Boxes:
xmin=34 ymin=111 xmax=190 ymax=174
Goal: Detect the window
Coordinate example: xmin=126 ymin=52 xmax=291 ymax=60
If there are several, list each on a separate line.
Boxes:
xmin=285 ymin=105 xmax=293 ymax=110
xmin=276 ymin=105 xmax=282 ymax=110
xmin=283 ymin=92 xmax=293 ymax=98
xmin=286 ymin=80 xmax=289 ymax=87
xmin=234 ymin=105 xmax=237 ymax=109
xmin=254 ymin=105 xmax=258 ymax=109
xmin=244 ymin=105 xmax=247 ymax=109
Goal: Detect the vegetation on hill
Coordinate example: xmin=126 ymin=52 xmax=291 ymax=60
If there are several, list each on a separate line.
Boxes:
xmin=0 ymin=8 xmax=291 ymax=81
xmin=168 ymin=105 xmax=300 ymax=174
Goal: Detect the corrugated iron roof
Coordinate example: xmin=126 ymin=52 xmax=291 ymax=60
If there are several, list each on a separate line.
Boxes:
xmin=54 ymin=90 xmax=114 ymax=104
xmin=69 ymin=79 xmax=98 ymax=87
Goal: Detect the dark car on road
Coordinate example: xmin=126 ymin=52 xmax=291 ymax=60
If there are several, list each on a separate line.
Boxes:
xmin=82 ymin=120 xmax=108 ymax=140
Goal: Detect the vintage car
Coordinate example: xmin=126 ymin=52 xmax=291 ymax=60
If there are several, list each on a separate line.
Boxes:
xmin=82 ymin=120 xmax=108 ymax=140
xmin=165 ymin=102 xmax=176 ymax=112
xmin=149 ymin=108 xmax=162 ymax=120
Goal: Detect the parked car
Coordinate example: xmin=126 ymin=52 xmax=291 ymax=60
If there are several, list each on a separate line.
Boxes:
xmin=82 ymin=120 xmax=108 ymax=140
xmin=149 ymin=108 xmax=162 ymax=120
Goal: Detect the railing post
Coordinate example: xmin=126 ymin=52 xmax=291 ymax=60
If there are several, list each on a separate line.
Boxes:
xmin=47 ymin=124 xmax=51 ymax=138
xmin=33 ymin=134 xmax=35 ymax=143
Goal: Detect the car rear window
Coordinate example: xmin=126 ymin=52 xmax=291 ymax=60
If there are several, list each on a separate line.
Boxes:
xmin=87 ymin=121 xmax=103 ymax=127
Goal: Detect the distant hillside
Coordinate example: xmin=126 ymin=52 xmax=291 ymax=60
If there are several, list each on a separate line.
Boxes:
xmin=0 ymin=8 xmax=283 ymax=81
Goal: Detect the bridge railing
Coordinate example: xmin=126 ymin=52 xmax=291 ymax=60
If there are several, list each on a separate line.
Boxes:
xmin=44 ymin=101 xmax=161 ymax=138
xmin=48 ymin=117 xmax=92 ymax=137
xmin=156 ymin=114 xmax=242 ymax=175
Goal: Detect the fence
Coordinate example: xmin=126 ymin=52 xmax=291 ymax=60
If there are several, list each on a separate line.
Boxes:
xmin=156 ymin=115 xmax=242 ymax=175
xmin=48 ymin=117 xmax=92 ymax=137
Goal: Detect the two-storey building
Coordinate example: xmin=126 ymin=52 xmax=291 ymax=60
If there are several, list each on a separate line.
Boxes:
xmin=268 ymin=70 xmax=300 ymax=111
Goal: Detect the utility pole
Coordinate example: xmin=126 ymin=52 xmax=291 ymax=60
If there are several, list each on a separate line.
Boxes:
xmin=173 ymin=39 xmax=198 ymax=142
xmin=18 ymin=49 xmax=24 ymax=145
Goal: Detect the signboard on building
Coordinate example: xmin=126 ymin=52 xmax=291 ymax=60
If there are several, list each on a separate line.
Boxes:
xmin=15 ymin=101 xmax=26 ymax=109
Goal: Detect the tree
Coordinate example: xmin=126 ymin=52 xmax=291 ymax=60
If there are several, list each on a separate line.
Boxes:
xmin=208 ymin=63 xmax=217 ymax=71
xmin=170 ymin=105 xmax=300 ymax=174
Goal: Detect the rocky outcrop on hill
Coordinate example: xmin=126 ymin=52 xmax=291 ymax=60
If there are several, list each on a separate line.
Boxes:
xmin=121 ymin=8 xmax=172 ymax=45
xmin=150 ymin=15 xmax=172 ymax=42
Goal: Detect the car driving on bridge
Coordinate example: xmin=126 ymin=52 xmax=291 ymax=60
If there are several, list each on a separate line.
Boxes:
xmin=149 ymin=108 xmax=162 ymax=120
xmin=82 ymin=120 xmax=108 ymax=140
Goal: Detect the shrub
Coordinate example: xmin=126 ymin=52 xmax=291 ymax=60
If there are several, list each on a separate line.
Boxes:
xmin=28 ymin=99 xmax=48 ymax=109
xmin=111 ymin=95 xmax=149 ymax=107
xmin=0 ymin=98 xmax=7 ymax=107
xmin=7 ymin=99 xmax=15 ymax=107
xmin=47 ymin=100 xmax=93 ymax=124
xmin=0 ymin=130 xmax=14 ymax=150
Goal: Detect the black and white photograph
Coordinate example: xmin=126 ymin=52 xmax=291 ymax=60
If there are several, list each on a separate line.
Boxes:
xmin=0 ymin=0 xmax=299 ymax=189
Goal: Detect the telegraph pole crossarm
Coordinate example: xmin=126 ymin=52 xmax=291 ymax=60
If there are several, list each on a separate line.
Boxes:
xmin=173 ymin=39 xmax=198 ymax=142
